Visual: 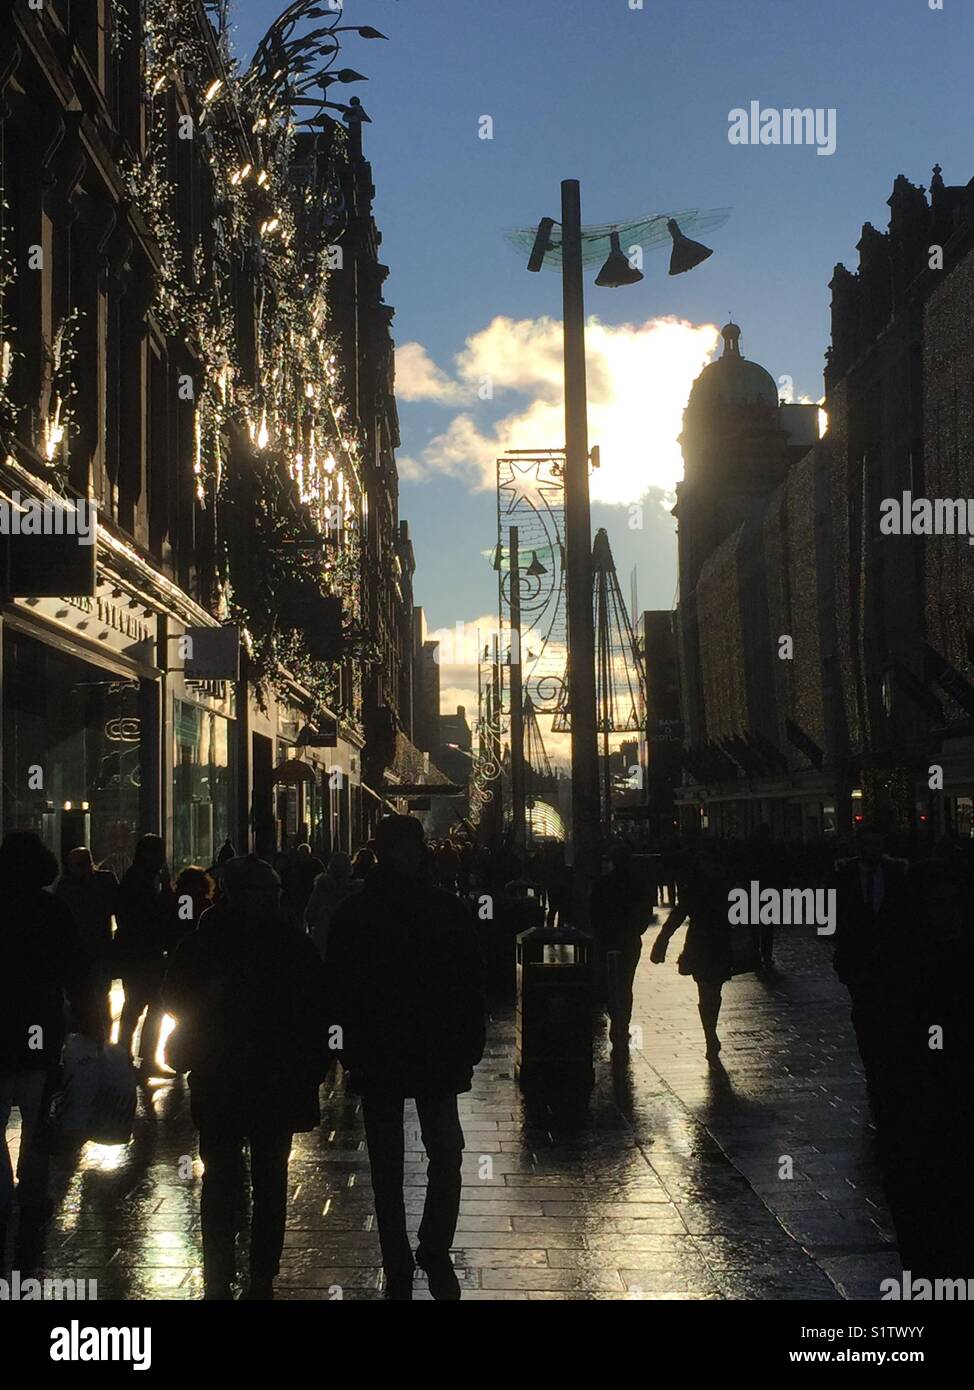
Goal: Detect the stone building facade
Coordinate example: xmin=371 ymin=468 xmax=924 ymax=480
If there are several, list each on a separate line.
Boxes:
xmin=0 ymin=0 xmax=419 ymax=870
xmin=674 ymin=166 xmax=974 ymax=846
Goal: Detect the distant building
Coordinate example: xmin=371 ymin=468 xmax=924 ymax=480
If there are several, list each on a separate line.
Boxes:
xmin=674 ymin=166 xmax=974 ymax=845
xmin=438 ymin=704 xmax=472 ymax=790
xmin=412 ymin=607 xmax=441 ymax=761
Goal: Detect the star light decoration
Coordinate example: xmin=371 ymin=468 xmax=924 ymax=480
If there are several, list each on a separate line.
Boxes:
xmin=495 ymin=453 xmax=567 ymax=717
xmin=499 ymin=459 xmax=566 ymax=516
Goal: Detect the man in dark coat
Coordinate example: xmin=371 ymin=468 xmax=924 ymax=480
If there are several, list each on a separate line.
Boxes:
xmin=325 ymin=814 xmax=485 ymax=1301
xmin=592 ymin=844 xmax=653 ymax=1055
xmin=1 ymin=831 xmax=96 ymax=1235
xmin=164 ymin=855 xmax=329 ymax=1300
xmin=55 ymin=847 xmax=118 ymax=1035
xmin=115 ymin=833 xmax=174 ymax=1074
xmin=833 ymin=824 xmax=909 ymax=1103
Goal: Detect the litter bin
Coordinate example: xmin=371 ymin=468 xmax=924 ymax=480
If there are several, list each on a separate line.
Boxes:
xmin=515 ymin=924 xmax=594 ymax=1095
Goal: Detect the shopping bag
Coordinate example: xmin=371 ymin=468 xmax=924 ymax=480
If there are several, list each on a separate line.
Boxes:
xmin=730 ymin=927 xmax=761 ymax=976
xmin=89 ymin=1043 xmax=137 ymax=1145
xmin=47 ymin=1038 xmax=137 ymax=1148
xmin=46 ymin=1034 xmax=102 ymax=1149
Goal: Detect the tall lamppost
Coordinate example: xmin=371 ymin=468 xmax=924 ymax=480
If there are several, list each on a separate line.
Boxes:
xmin=511 ymin=190 xmax=727 ymax=929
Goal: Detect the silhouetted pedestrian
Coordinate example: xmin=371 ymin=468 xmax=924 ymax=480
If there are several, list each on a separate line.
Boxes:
xmin=592 ymin=845 xmax=653 ymax=1055
xmin=325 ymin=814 xmax=485 ymax=1300
xmin=833 ymin=824 xmax=909 ymax=1104
xmin=54 ymin=846 xmax=118 ymax=1035
xmin=288 ymin=842 xmax=325 ymax=922
xmin=164 ymin=855 xmax=329 ymax=1300
xmin=1 ymin=832 xmax=97 ymax=1240
xmin=351 ymin=846 xmax=376 ymax=881
xmin=115 ymin=834 xmax=174 ymax=1076
xmin=305 ymin=851 xmax=361 ymax=961
xmin=169 ymin=866 xmax=215 ymax=953
xmin=745 ymin=823 xmax=779 ymax=969
xmin=650 ymin=852 xmax=734 ymax=1063
xmin=872 ymin=858 xmax=974 ymax=1277
xmin=208 ymin=838 xmax=237 ymax=900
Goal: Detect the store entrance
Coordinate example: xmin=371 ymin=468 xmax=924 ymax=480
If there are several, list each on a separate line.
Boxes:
xmin=2 ymin=629 xmax=153 ymax=877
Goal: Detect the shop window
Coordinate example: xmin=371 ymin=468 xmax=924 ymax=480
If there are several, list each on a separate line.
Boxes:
xmin=2 ymin=631 xmax=146 ymax=877
xmin=172 ymin=699 xmax=234 ymax=871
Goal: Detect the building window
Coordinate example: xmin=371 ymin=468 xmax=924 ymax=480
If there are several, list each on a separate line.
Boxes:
xmin=2 ymin=630 xmax=147 ymax=876
xmin=172 ymin=699 xmax=234 ymax=871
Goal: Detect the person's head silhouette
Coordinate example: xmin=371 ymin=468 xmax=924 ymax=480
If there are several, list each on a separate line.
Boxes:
xmin=0 ymin=830 xmax=59 ymax=891
xmin=374 ymin=815 xmax=426 ymax=880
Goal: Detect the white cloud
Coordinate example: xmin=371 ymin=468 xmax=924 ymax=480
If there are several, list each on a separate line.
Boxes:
xmin=398 ymin=314 xmax=721 ymax=506
xmin=395 ymin=341 xmax=473 ymax=406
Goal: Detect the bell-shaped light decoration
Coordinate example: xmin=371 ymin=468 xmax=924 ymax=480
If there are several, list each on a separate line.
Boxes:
xmin=525 ymin=550 xmax=547 ymax=577
xmin=595 ymin=230 xmax=643 ymax=288
xmin=667 ymin=219 xmax=713 ymax=275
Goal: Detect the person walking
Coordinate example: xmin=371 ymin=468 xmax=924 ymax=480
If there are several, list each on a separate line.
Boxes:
xmin=1 ymin=832 xmax=97 ymax=1242
xmin=54 ymin=846 xmax=118 ymax=1036
xmin=351 ymin=846 xmax=376 ymax=881
xmin=592 ymin=845 xmax=653 ymax=1056
xmin=650 ymin=851 xmax=734 ymax=1063
xmin=114 ymin=834 xmax=175 ymax=1076
xmin=832 ymin=824 xmax=909 ymax=1106
xmin=288 ymin=842 xmax=325 ymax=921
xmin=304 ymin=851 xmax=361 ymax=962
xmin=163 ymin=855 xmax=329 ymax=1300
xmin=325 ymin=814 xmax=485 ymax=1301
xmin=168 ymin=866 xmax=215 ymax=956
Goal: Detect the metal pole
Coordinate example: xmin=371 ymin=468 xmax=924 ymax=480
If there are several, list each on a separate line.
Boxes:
xmin=561 ymin=179 xmax=601 ymax=927
xmin=509 ymin=526 xmax=526 ymax=852
xmin=492 ymin=631 xmax=503 ymax=849
xmin=603 ymin=727 xmax=612 ymax=832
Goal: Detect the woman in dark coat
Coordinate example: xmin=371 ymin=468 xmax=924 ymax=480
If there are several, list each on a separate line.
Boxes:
xmin=164 ymin=855 xmax=329 ymax=1300
xmin=650 ymin=852 xmax=734 ymax=1062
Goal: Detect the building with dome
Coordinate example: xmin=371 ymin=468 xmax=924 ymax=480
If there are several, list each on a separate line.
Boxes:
xmin=672 ymin=167 xmax=974 ymax=845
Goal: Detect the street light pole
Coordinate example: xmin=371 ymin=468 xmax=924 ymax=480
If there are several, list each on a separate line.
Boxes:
xmin=560 ymin=180 xmax=601 ymax=930
xmin=508 ymin=526 xmax=526 ymax=853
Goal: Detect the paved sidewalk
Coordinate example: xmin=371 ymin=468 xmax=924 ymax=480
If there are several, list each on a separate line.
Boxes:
xmin=8 ymin=921 xmax=900 ymax=1300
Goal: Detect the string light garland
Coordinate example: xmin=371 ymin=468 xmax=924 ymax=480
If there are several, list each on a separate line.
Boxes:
xmin=126 ymin=0 xmax=382 ymax=719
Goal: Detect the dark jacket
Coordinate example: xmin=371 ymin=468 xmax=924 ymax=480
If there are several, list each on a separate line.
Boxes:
xmin=54 ymin=869 xmax=118 ymax=966
xmin=1 ymin=888 xmax=93 ymax=1071
xmin=113 ymin=866 xmax=174 ymax=985
xmin=592 ymin=866 xmax=653 ymax=951
xmin=833 ymin=855 xmax=909 ymax=987
xmin=163 ymin=899 xmax=329 ymax=1133
xmin=324 ymin=868 xmax=486 ymax=1097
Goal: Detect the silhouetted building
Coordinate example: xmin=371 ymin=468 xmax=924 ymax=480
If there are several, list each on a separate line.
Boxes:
xmin=675 ymin=166 xmax=974 ymax=845
xmin=0 ymin=3 xmax=415 ymax=866
xmin=412 ymin=607 xmax=441 ymax=762
xmin=439 ymin=705 xmax=472 ymax=787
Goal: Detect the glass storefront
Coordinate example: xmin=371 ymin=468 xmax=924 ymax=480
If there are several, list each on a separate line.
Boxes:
xmin=2 ymin=629 xmax=150 ymax=877
xmin=172 ymin=698 xmax=234 ymax=871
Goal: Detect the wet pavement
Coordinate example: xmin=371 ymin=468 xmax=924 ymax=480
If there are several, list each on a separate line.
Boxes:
xmin=6 ymin=919 xmax=901 ymax=1300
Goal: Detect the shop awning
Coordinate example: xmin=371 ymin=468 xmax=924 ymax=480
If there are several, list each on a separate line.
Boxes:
xmin=272 ymin=758 xmax=317 ymax=786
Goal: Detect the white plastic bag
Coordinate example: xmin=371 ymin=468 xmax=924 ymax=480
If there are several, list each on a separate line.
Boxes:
xmin=48 ymin=1037 xmax=136 ymax=1147
xmin=89 ymin=1043 xmax=137 ymax=1145
xmin=48 ymin=1034 xmax=102 ymax=1146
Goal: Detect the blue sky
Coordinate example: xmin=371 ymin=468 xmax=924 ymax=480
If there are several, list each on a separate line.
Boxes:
xmin=229 ymin=0 xmax=968 ymax=663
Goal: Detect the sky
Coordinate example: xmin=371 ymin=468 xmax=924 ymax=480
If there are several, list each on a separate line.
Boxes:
xmin=228 ymin=0 xmax=969 ymax=726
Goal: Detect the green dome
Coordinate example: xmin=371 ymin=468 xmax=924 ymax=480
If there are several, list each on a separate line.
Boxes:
xmin=688 ymin=322 xmax=779 ymax=411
